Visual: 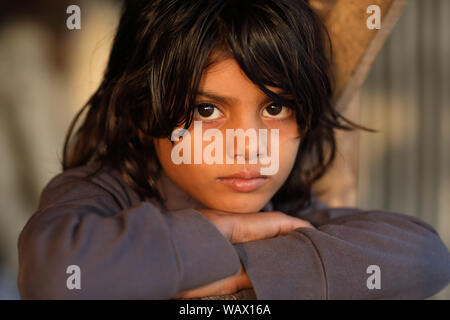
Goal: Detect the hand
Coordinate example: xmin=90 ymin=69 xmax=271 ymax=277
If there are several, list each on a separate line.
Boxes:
xmin=199 ymin=209 xmax=315 ymax=244
xmin=172 ymin=261 xmax=252 ymax=299
xmin=172 ymin=209 xmax=315 ymax=299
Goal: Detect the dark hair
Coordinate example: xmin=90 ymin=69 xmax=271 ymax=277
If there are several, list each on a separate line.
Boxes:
xmin=63 ymin=0 xmax=368 ymax=215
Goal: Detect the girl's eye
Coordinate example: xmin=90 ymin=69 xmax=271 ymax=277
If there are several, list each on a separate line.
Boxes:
xmin=262 ymin=103 xmax=292 ymax=119
xmin=194 ymin=103 xmax=224 ymax=120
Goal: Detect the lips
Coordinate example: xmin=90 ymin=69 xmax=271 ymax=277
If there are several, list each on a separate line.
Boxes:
xmin=216 ymin=170 xmax=268 ymax=192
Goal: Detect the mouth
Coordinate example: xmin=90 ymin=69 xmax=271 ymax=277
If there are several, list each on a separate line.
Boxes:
xmin=216 ymin=170 xmax=268 ymax=192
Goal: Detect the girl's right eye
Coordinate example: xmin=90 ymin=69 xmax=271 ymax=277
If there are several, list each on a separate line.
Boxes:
xmin=194 ymin=103 xmax=224 ymax=121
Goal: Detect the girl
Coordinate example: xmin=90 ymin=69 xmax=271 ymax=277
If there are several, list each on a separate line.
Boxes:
xmin=18 ymin=0 xmax=450 ymax=299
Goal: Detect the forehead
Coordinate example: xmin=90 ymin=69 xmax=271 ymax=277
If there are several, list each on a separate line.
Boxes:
xmin=201 ymin=58 xmax=247 ymax=83
xmin=199 ymin=57 xmax=282 ymax=97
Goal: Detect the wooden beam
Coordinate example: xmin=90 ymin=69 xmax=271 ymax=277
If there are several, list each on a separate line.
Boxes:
xmin=326 ymin=0 xmax=408 ymax=111
xmin=309 ymin=0 xmax=337 ymax=19
xmin=311 ymin=0 xmax=409 ymax=207
xmin=313 ymin=91 xmax=361 ymax=207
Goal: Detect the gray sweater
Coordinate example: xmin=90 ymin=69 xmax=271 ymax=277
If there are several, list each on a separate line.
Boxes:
xmin=17 ymin=161 xmax=450 ymax=299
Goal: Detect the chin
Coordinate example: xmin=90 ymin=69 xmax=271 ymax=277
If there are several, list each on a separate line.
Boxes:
xmin=206 ymin=193 xmax=270 ymax=214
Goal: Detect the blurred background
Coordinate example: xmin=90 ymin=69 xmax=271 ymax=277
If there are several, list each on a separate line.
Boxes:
xmin=0 ymin=0 xmax=449 ymax=299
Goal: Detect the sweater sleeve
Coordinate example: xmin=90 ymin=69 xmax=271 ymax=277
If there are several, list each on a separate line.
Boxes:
xmin=17 ymin=173 xmax=241 ymax=299
xmin=234 ymin=207 xmax=450 ymax=299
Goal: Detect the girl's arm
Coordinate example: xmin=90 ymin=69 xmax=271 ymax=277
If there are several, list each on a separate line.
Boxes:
xmin=17 ymin=169 xmax=242 ymax=299
xmin=233 ymin=207 xmax=450 ymax=299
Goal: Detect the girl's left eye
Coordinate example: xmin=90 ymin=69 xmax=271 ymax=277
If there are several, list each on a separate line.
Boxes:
xmin=262 ymin=103 xmax=292 ymax=119
xmin=194 ymin=103 xmax=224 ymax=120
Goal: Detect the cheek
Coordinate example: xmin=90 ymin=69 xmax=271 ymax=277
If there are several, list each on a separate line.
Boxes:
xmin=153 ymin=138 xmax=171 ymax=171
xmin=154 ymin=137 xmax=217 ymax=188
xmin=280 ymin=137 xmax=300 ymax=173
xmin=154 ymin=138 xmax=186 ymax=183
xmin=272 ymin=120 xmax=301 ymax=178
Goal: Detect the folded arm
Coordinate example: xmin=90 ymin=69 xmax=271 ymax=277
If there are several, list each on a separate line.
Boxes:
xmin=18 ymin=173 xmax=241 ymax=299
xmin=234 ymin=207 xmax=450 ymax=299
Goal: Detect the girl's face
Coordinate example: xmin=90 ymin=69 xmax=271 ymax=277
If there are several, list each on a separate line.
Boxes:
xmin=154 ymin=57 xmax=301 ymax=213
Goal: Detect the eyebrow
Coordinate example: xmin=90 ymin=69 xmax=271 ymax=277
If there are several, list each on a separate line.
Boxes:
xmin=197 ymin=90 xmax=273 ymax=107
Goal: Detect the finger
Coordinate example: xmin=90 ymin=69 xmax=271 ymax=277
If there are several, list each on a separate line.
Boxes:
xmin=175 ymin=275 xmax=237 ymax=299
xmin=231 ymin=212 xmax=315 ymax=243
xmin=230 ymin=212 xmax=284 ymax=243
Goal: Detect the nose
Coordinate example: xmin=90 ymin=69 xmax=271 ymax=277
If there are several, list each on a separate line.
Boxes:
xmin=225 ymin=113 xmax=267 ymax=163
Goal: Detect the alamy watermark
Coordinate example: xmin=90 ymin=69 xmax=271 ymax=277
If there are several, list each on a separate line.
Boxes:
xmin=367 ymin=5 xmax=381 ymax=30
xmin=66 ymin=265 xmax=81 ymax=290
xmin=170 ymin=121 xmax=280 ymax=175
xmin=66 ymin=5 xmax=81 ymax=30
xmin=366 ymin=265 xmax=381 ymax=290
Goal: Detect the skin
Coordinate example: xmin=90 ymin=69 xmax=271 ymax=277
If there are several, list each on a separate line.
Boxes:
xmin=153 ymin=56 xmax=302 ymax=214
xmin=154 ymin=54 xmax=313 ymax=298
